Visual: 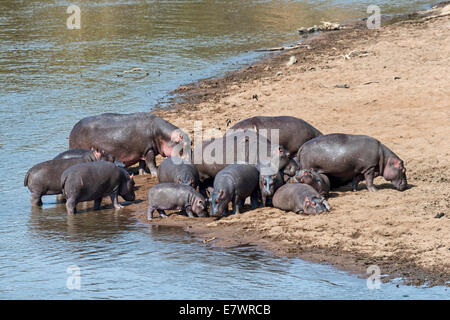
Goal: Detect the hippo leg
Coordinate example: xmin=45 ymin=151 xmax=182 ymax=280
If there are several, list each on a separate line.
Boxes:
xmin=250 ymin=190 xmax=259 ymax=209
xmin=364 ymin=168 xmax=378 ymax=192
xmin=232 ymin=195 xmax=240 ymax=215
xmin=56 ymin=195 xmax=66 ymax=203
xmin=147 ymin=206 xmax=156 ymax=220
xmin=94 ymin=198 xmax=102 ymax=210
xmin=157 ymin=209 xmax=168 ymax=218
xmin=65 ymin=198 xmax=77 ymax=215
xmin=144 ymin=149 xmax=158 ymax=177
xmin=351 ymin=174 xmax=364 ymax=191
xmin=138 ymin=160 xmax=147 ymax=175
xmin=185 ymin=207 xmax=195 ymax=218
xmin=30 ymin=193 xmax=43 ymax=206
xmin=110 ymin=190 xmax=124 ymax=209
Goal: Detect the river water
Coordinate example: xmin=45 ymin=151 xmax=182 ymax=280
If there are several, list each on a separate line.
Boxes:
xmin=1 ymin=0 xmax=448 ymax=299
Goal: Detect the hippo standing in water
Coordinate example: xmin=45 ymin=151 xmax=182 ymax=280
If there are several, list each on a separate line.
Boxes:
xmin=192 ymin=129 xmax=290 ymax=183
xmin=157 ymin=157 xmax=199 ymax=189
xmin=24 ymin=149 xmax=113 ymax=206
xmin=296 ymin=134 xmax=407 ymax=192
xmin=61 ymin=161 xmax=135 ymax=214
xmin=273 ymin=183 xmax=330 ymax=214
xmin=209 ymin=164 xmax=260 ymax=217
xmin=147 ymin=183 xmax=206 ymax=220
xmin=69 ymin=113 xmax=190 ymax=177
xmin=228 ymin=116 xmax=322 ymax=156
xmin=291 ymin=169 xmax=330 ymax=197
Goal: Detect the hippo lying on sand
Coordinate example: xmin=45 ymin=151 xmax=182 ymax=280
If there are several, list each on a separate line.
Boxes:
xmin=69 ymin=113 xmax=190 ymax=176
xmin=157 ymin=157 xmax=199 ymax=189
xmin=229 ymin=116 xmax=322 ymax=156
xmin=61 ymin=161 xmax=135 ymax=214
xmin=209 ymin=164 xmax=260 ymax=216
xmin=147 ymin=183 xmax=206 ymax=220
xmin=296 ymin=134 xmax=407 ymax=192
xmin=24 ymin=149 xmax=113 ymax=206
xmin=291 ymin=169 xmax=330 ymax=196
xmin=273 ymin=183 xmax=330 ymax=214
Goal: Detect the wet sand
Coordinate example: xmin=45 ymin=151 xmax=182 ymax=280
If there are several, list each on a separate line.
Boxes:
xmin=128 ymin=5 xmax=450 ymax=287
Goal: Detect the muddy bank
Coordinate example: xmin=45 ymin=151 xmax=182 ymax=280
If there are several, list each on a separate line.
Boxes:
xmin=129 ymin=6 xmax=450 ymax=287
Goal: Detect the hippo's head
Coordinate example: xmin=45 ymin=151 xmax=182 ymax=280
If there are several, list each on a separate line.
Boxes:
xmin=383 ymin=157 xmax=407 ymax=191
xmin=91 ymin=148 xmax=116 ymax=162
xmin=283 ymin=159 xmax=300 ymax=177
xmin=260 ymin=174 xmax=278 ymax=197
xmin=303 ymin=196 xmax=330 ymax=214
xmin=192 ymin=197 xmax=207 ymax=217
xmin=209 ymin=189 xmax=229 ymax=217
xmin=119 ymin=172 xmax=136 ymax=202
xmin=294 ymin=169 xmax=314 ymax=184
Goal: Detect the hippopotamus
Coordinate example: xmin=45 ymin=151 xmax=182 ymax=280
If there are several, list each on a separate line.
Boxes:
xmin=54 ymin=148 xmax=117 ymax=161
xmin=24 ymin=149 xmax=113 ymax=206
xmin=296 ymin=134 xmax=407 ymax=192
xmin=157 ymin=157 xmax=199 ymax=189
xmin=272 ymin=183 xmax=330 ymax=214
xmin=209 ymin=164 xmax=260 ymax=217
xmin=61 ymin=161 xmax=135 ymax=214
xmin=281 ymin=158 xmax=300 ymax=182
xmin=291 ymin=169 xmax=330 ymax=197
xmin=259 ymin=167 xmax=285 ymax=207
xmin=147 ymin=183 xmax=206 ymax=220
xmin=69 ymin=113 xmax=190 ymax=177
xmin=228 ymin=116 xmax=322 ymax=156
xmin=192 ymin=129 xmax=290 ymax=183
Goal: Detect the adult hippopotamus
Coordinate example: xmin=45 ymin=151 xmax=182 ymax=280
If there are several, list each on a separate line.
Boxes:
xmin=192 ymin=129 xmax=290 ymax=183
xmin=157 ymin=157 xmax=199 ymax=189
xmin=24 ymin=149 xmax=113 ymax=206
xmin=147 ymin=183 xmax=206 ymax=220
xmin=296 ymin=134 xmax=407 ymax=192
xmin=272 ymin=183 xmax=330 ymax=214
xmin=209 ymin=164 xmax=260 ymax=216
xmin=228 ymin=116 xmax=322 ymax=156
xmin=61 ymin=161 xmax=135 ymax=214
xmin=69 ymin=113 xmax=190 ymax=176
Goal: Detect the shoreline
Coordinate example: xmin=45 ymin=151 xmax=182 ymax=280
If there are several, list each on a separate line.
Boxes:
xmin=129 ymin=5 xmax=450 ymax=287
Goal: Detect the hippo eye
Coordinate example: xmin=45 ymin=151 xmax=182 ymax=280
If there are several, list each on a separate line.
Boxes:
xmin=311 ymin=201 xmax=316 ymax=206
xmin=215 ymin=199 xmax=219 ymax=204
xmin=263 ymin=180 xmax=267 ymax=185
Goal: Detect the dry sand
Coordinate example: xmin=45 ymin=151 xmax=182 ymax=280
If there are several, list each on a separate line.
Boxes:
xmin=127 ymin=6 xmax=450 ymax=286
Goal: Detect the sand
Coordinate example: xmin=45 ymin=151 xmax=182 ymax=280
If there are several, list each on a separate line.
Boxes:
xmin=126 ymin=6 xmax=450 ymax=287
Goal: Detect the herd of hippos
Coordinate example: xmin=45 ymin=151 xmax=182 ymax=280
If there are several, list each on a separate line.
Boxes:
xmin=24 ymin=113 xmax=408 ymax=219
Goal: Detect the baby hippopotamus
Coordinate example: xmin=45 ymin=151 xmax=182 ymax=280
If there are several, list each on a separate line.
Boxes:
xmin=281 ymin=158 xmax=300 ymax=182
xmin=296 ymin=134 xmax=407 ymax=192
xmin=147 ymin=183 xmax=206 ymax=220
xmin=24 ymin=149 xmax=114 ymax=206
xmin=61 ymin=161 xmax=135 ymax=214
xmin=291 ymin=169 xmax=330 ymax=197
xmin=259 ymin=167 xmax=285 ymax=207
xmin=157 ymin=157 xmax=199 ymax=189
xmin=273 ymin=183 xmax=330 ymax=214
xmin=209 ymin=164 xmax=260 ymax=217
xmin=54 ymin=148 xmax=115 ymax=161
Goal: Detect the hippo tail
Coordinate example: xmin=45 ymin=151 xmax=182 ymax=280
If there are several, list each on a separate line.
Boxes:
xmin=24 ymin=171 xmax=30 ymax=187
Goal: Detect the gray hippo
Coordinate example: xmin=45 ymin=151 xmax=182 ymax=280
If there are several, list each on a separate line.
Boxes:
xmin=291 ymin=169 xmax=330 ymax=197
xmin=147 ymin=183 xmax=206 ymax=220
xmin=281 ymin=158 xmax=300 ymax=182
xmin=157 ymin=157 xmax=199 ymax=189
xmin=24 ymin=149 xmax=113 ymax=206
xmin=259 ymin=168 xmax=285 ymax=207
xmin=53 ymin=148 xmax=113 ymax=161
xmin=296 ymin=134 xmax=407 ymax=192
xmin=69 ymin=113 xmax=190 ymax=176
xmin=192 ymin=129 xmax=290 ymax=183
xmin=272 ymin=183 xmax=330 ymax=214
xmin=61 ymin=161 xmax=135 ymax=214
xmin=228 ymin=116 xmax=322 ymax=156
xmin=209 ymin=164 xmax=260 ymax=217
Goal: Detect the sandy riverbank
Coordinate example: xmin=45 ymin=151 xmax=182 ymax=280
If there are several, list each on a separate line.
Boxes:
xmin=128 ymin=5 xmax=450 ymax=287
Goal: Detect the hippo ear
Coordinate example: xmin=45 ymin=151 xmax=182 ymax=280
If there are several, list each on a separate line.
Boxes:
xmin=130 ymin=174 xmax=134 ymax=181
xmin=219 ymin=189 xmax=225 ymax=199
xmin=304 ymin=196 xmax=310 ymax=207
